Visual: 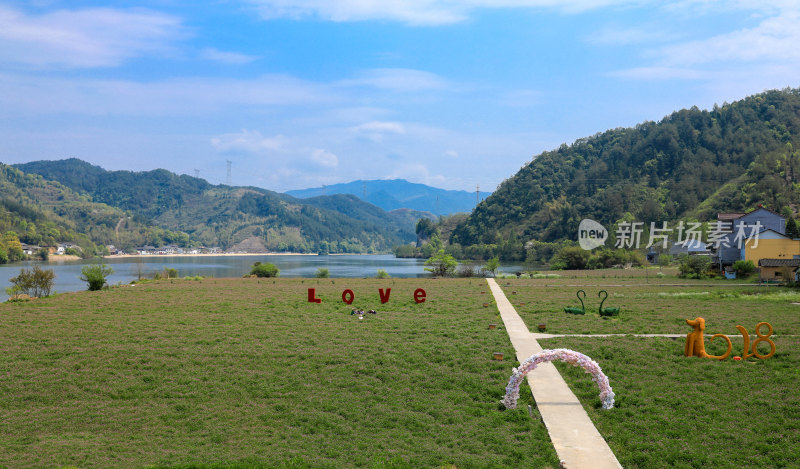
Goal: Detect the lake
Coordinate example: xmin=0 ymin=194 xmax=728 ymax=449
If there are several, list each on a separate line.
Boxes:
xmin=1 ymin=254 xmax=524 ymax=300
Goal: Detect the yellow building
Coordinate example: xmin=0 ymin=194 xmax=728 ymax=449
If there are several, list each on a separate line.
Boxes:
xmin=743 ymin=229 xmax=800 ymax=264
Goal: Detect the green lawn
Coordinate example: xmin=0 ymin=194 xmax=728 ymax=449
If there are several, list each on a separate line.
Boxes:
xmin=499 ymin=275 xmax=800 ymax=468
xmin=0 ymin=278 xmax=558 ymax=468
xmin=2 ymin=274 xmax=799 ymax=468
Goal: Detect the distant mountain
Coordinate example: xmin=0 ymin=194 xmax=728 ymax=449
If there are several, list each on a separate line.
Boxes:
xmin=15 ymin=159 xmax=418 ymax=253
xmin=285 ymin=179 xmax=488 ymax=216
xmin=450 ymin=87 xmax=800 ymax=260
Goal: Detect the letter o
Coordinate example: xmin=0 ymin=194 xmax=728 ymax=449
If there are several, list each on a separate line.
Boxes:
xmin=342 ymin=289 xmax=354 ymax=305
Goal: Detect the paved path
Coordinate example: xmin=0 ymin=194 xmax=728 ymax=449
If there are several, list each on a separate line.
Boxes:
xmin=486 ymin=278 xmax=622 ymax=469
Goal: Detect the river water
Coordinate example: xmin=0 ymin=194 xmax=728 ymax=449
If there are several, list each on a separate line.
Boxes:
xmin=1 ymin=254 xmax=523 ymax=300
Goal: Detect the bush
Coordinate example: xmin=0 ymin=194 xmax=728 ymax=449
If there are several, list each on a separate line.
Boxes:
xmin=732 ymin=260 xmax=756 ymax=278
xmin=376 ymin=269 xmax=391 ymax=279
xmin=250 ymin=262 xmax=279 ymax=278
xmin=552 ymin=246 xmax=591 ymax=270
xmin=678 ymin=255 xmax=712 ymax=279
xmin=80 ymin=264 xmax=114 ymax=291
xmin=455 ymin=263 xmax=484 ymax=278
xmin=8 ymin=266 xmax=55 ymax=298
xmin=315 ymin=267 xmax=330 ymax=278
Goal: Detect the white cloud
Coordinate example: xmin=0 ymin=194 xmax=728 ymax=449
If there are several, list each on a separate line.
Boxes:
xmin=200 ymin=47 xmax=258 ymax=64
xmin=352 ymin=121 xmax=406 ymax=142
xmin=311 ymin=149 xmax=339 ymax=167
xmin=609 ymin=66 xmax=709 ymax=80
xmin=445 ymin=149 xmax=459 ymax=158
xmin=0 ymin=73 xmax=337 ymax=116
xmin=211 ymin=130 xmax=286 ymax=154
xmin=658 ymin=9 xmax=800 ymax=66
xmin=612 ymin=4 xmax=800 ymax=81
xmin=243 ymin=0 xmax=644 ymax=25
xmin=588 ymin=26 xmax=676 ymax=46
xmin=339 ymin=68 xmax=449 ymax=92
xmin=0 ymin=5 xmax=184 ymax=68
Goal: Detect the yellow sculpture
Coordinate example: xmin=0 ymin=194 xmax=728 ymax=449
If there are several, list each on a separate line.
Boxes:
xmin=684 ymin=317 xmax=732 ymax=360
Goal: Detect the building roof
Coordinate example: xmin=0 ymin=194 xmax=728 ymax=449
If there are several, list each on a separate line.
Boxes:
xmin=758 ymin=258 xmax=800 ymax=267
xmin=740 ymin=206 xmax=785 ymax=220
xmin=718 ymin=213 xmax=746 ymax=221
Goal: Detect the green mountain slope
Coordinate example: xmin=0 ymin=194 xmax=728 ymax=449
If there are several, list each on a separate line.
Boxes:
xmin=15 ymin=159 xmax=416 ymax=253
xmin=451 ymin=88 xmax=800 ymax=253
xmin=0 ymin=163 xmax=187 ymax=256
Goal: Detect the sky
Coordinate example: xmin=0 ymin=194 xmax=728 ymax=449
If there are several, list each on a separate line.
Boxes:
xmin=1 ymin=1 xmax=799 ymax=193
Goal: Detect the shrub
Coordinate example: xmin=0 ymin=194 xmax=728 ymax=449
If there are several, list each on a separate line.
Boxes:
xmin=677 ymin=255 xmax=712 ymax=279
xmin=8 ymin=266 xmax=55 ymax=298
xmin=456 ymin=263 xmax=484 ymax=278
xmin=552 ymin=246 xmax=591 ymax=270
xmin=315 ymin=267 xmax=330 ymax=278
xmin=732 ymin=260 xmax=756 ymax=278
xmin=250 ymin=262 xmax=279 ymax=278
xmin=80 ymin=264 xmax=114 ymax=291
xmin=376 ymin=269 xmax=391 ymax=279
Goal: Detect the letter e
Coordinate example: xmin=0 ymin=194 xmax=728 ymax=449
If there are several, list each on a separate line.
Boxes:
xmin=414 ymin=288 xmax=426 ymax=304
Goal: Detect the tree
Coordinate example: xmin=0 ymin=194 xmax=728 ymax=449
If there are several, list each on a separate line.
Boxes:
xmin=3 ymin=232 xmax=24 ymax=262
xmin=8 ymin=266 xmax=55 ymax=298
xmin=484 ymin=257 xmax=500 ymax=277
xmin=376 ymin=269 xmax=391 ymax=279
xmin=786 ymin=218 xmax=800 ymax=239
xmin=80 ymin=264 xmax=114 ymax=291
xmin=250 ymin=261 xmax=279 ymax=277
xmin=424 ymin=249 xmax=458 ymax=277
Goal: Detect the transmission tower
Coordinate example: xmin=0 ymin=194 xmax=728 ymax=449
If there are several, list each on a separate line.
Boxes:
xmin=476 ymin=184 xmax=480 ymax=207
xmin=225 ymin=160 xmax=232 ymax=186
xmin=193 ymin=169 xmax=200 ymax=179
xmin=362 ymin=181 xmax=367 ymax=200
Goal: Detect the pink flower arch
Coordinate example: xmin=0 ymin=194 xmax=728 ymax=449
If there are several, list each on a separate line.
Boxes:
xmin=502 ymin=348 xmax=615 ymax=410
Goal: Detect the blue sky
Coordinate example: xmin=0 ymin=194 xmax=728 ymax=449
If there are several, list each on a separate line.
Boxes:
xmin=1 ymin=1 xmax=799 ymax=192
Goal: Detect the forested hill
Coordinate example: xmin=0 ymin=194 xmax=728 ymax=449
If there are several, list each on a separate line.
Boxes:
xmin=0 ymin=163 xmax=189 ymax=257
xmin=14 ymin=159 xmax=417 ymax=253
xmin=451 ymin=87 xmax=800 ymax=251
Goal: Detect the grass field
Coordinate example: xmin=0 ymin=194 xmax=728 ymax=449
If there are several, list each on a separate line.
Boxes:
xmin=1 ymin=273 xmax=799 ymax=468
xmin=499 ymin=275 xmax=800 ymax=468
xmin=0 ymin=278 xmax=557 ymax=468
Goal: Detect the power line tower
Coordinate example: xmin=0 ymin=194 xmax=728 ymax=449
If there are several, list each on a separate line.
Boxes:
xmin=362 ymin=181 xmax=367 ymax=200
xmin=476 ymin=184 xmax=480 ymax=207
xmin=193 ymin=169 xmax=200 ymax=179
xmin=225 ymin=160 xmax=232 ymax=186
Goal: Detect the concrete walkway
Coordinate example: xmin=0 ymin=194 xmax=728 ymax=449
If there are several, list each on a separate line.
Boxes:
xmin=487 ymin=278 xmax=622 ymax=469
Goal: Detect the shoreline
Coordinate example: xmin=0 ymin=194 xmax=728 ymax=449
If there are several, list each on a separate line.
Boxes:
xmin=10 ymin=252 xmax=395 ymax=265
xmin=104 ymin=252 xmax=387 ymax=259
